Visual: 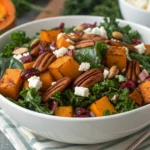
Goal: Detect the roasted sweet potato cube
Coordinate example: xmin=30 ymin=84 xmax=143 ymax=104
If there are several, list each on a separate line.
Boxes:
xmin=49 ymin=56 xmax=80 ymax=80
xmin=40 ymin=29 xmax=61 ymax=42
xmin=139 ymin=80 xmax=150 ymax=104
xmin=0 ymin=69 xmax=23 ymax=100
xmin=23 ymin=61 xmax=35 ymax=69
xmin=56 ymin=34 xmax=73 ymax=48
xmin=54 ymin=106 xmax=73 ymax=117
xmin=129 ymin=89 xmax=143 ymax=106
xmin=23 ymin=71 xmax=54 ymax=91
xmin=89 ymin=96 xmax=116 ymax=117
xmin=144 ymin=44 xmax=150 ymax=55
xmin=40 ymin=71 xmax=54 ymax=91
xmin=106 ymin=46 xmax=127 ymax=71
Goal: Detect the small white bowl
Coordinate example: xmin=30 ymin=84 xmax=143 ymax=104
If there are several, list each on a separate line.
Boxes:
xmin=0 ymin=16 xmax=150 ymax=144
xmin=118 ymin=0 xmax=150 ymax=27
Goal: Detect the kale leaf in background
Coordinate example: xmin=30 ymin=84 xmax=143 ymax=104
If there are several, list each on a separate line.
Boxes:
xmin=62 ymin=0 xmax=122 ymax=19
xmin=11 ymin=0 xmax=46 ymax=18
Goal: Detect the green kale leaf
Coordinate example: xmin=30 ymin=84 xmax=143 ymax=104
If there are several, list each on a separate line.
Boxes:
xmin=74 ymin=41 xmax=108 ymax=68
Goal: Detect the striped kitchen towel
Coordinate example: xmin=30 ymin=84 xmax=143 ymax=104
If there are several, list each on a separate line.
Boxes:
xmin=0 ymin=109 xmax=150 ymax=150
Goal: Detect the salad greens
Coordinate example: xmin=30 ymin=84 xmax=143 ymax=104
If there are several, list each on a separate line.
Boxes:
xmin=130 ymin=53 xmax=150 ymax=73
xmin=10 ymin=88 xmax=52 ymax=115
xmin=100 ymin=17 xmax=141 ymax=44
xmin=74 ymin=42 xmax=108 ymax=68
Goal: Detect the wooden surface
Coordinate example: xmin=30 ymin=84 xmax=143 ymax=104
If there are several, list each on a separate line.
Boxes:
xmin=36 ymin=0 xmax=66 ymax=20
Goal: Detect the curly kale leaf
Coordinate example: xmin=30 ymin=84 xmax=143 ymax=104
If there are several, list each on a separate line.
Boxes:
xmin=0 ymin=31 xmax=30 ymax=57
xmin=9 ymin=88 xmax=52 ymax=115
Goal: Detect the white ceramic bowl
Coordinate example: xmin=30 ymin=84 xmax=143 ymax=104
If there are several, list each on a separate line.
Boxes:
xmin=0 ymin=16 xmax=150 ymax=144
xmin=118 ymin=0 xmax=150 ymax=27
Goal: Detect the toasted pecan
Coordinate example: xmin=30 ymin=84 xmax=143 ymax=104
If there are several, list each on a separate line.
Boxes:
xmin=82 ymin=34 xmax=105 ymax=41
xmin=75 ymin=40 xmax=95 ymax=49
xmin=43 ymin=77 xmax=71 ymax=103
xmin=32 ymin=52 xmax=56 ymax=72
xmin=73 ymin=68 xmax=103 ymax=88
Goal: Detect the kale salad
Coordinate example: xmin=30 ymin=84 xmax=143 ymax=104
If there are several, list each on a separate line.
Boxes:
xmin=0 ymin=17 xmax=150 ymax=118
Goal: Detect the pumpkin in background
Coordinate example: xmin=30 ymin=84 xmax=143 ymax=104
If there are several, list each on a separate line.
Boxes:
xmin=0 ymin=0 xmax=16 ymax=34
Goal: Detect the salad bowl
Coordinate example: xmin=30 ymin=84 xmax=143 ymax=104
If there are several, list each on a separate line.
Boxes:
xmin=0 ymin=16 xmax=150 ymax=144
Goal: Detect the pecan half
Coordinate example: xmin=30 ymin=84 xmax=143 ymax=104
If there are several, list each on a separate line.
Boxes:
xmin=125 ymin=60 xmax=141 ymax=82
xmin=43 ymin=77 xmax=71 ymax=103
xmin=75 ymin=40 xmax=95 ymax=49
xmin=82 ymin=34 xmax=105 ymax=42
xmin=30 ymin=41 xmax=48 ymax=57
xmin=32 ymin=52 xmax=56 ymax=72
xmin=73 ymin=68 xmax=103 ymax=88
xmin=104 ymin=40 xmax=136 ymax=52
xmin=67 ymin=33 xmax=81 ymax=42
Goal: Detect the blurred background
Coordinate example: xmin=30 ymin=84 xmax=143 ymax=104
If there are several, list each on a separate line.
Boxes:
xmin=0 ymin=0 xmax=122 ymax=34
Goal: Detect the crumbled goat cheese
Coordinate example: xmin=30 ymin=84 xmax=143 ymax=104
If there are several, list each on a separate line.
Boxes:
xmin=68 ymin=45 xmax=75 ymax=50
xmin=13 ymin=54 xmax=23 ymax=62
xmin=53 ymin=47 xmax=68 ymax=58
xmin=23 ymin=52 xmax=30 ymax=57
xmin=134 ymin=43 xmax=146 ymax=54
xmin=28 ymin=76 xmax=42 ymax=91
xmin=103 ymin=69 xmax=109 ymax=79
xmin=74 ymin=86 xmax=90 ymax=97
xmin=78 ymin=62 xmax=90 ymax=71
xmin=124 ymin=47 xmax=132 ymax=61
xmin=83 ymin=26 xmax=108 ymax=39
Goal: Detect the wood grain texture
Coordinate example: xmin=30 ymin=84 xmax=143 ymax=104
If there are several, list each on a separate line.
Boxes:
xmin=36 ymin=0 xmax=66 ymax=19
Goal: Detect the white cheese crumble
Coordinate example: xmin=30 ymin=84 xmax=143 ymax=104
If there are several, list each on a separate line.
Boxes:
xmin=78 ymin=62 xmax=90 ymax=71
xmin=50 ymin=46 xmax=56 ymax=51
xmin=134 ymin=43 xmax=146 ymax=54
xmin=13 ymin=54 xmax=23 ymax=62
xmin=53 ymin=47 xmax=68 ymax=58
xmin=23 ymin=52 xmax=30 ymax=57
xmin=51 ymin=82 xmax=57 ymax=86
xmin=57 ymin=33 xmax=64 ymax=40
xmin=74 ymin=87 xmax=90 ymax=97
xmin=103 ymin=69 xmax=109 ymax=79
xmin=28 ymin=76 xmax=42 ymax=91
xmin=66 ymin=38 xmax=75 ymax=44
xmin=115 ymin=74 xmax=127 ymax=82
xmin=83 ymin=26 xmax=108 ymax=39
xmin=124 ymin=47 xmax=132 ymax=61
xmin=126 ymin=0 xmax=150 ymax=10
xmin=68 ymin=45 xmax=75 ymax=50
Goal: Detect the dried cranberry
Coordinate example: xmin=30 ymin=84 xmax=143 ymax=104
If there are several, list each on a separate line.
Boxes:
xmin=21 ymin=55 xmax=32 ymax=64
xmin=21 ymin=68 xmax=40 ymax=80
xmin=66 ymin=50 xmax=74 ymax=56
xmin=49 ymin=101 xmax=57 ymax=112
xmin=81 ymin=22 xmax=96 ymax=29
xmin=74 ymin=107 xmax=90 ymax=117
xmin=146 ymin=75 xmax=150 ymax=80
xmin=120 ymin=80 xmax=136 ymax=90
xmin=132 ymin=38 xmax=141 ymax=44
xmin=38 ymin=46 xmax=51 ymax=56
xmin=59 ymin=23 xmax=64 ymax=30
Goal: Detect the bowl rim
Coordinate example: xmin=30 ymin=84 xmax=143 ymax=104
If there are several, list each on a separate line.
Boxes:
xmin=120 ymin=0 xmax=150 ymax=14
xmin=0 ymin=15 xmax=150 ymax=121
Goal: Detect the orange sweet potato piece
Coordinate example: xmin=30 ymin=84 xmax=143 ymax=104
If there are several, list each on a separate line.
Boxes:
xmin=0 ymin=69 xmax=22 ymax=100
xmin=40 ymin=29 xmax=61 ymax=43
xmin=139 ymin=80 xmax=150 ymax=104
xmin=106 ymin=46 xmax=127 ymax=71
xmin=144 ymin=44 xmax=150 ymax=55
xmin=23 ymin=61 xmax=35 ymax=69
xmin=129 ymin=89 xmax=143 ymax=106
xmin=49 ymin=56 xmax=80 ymax=81
xmin=23 ymin=71 xmax=54 ymax=91
xmin=56 ymin=34 xmax=73 ymax=48
xmin=89 ymin=96 xmax=116 ymax=117
xmin=54 ymin=106 xmax=73 ymax=117
xmin=40 ymin=71 xmax=54 ymax=91
xmin=0 ymin=0 xmax=16 ymax=34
